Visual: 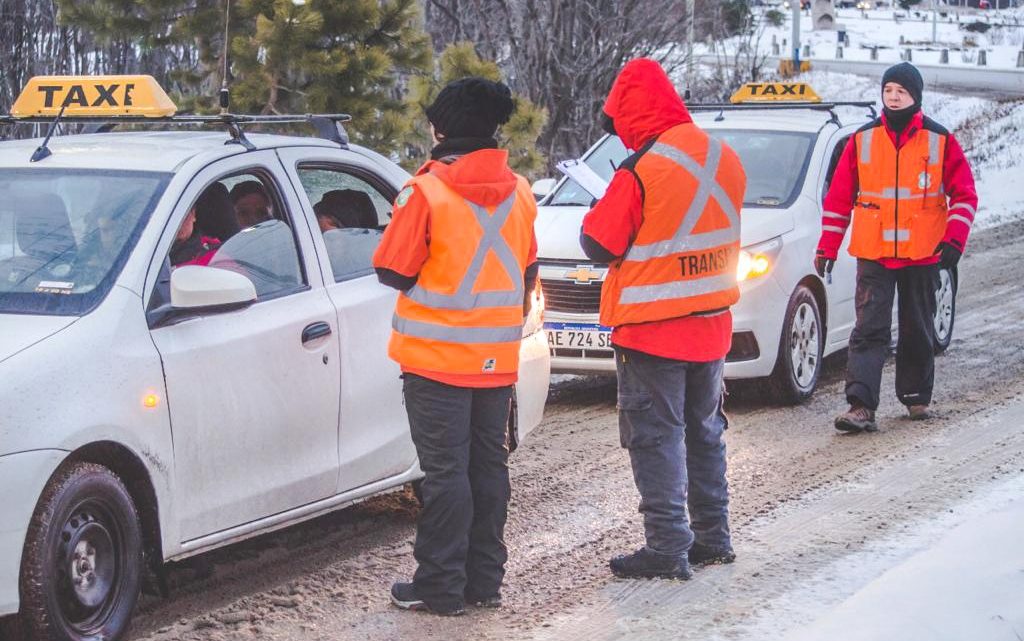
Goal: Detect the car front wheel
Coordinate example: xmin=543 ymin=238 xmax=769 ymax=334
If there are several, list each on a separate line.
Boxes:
xmin=933 ymin=266 xmax=956 ymax=354
xmin=18 ymin=462 xmax=143 ymax=641
xmin=769 ymin=285 xmax=824 ymax=404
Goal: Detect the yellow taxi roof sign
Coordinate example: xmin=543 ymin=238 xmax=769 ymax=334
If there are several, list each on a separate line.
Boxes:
xmin=730 ymin=82 xmax=822 ymax=104
xmin=11 ymin=75 xmax=177 ymax=118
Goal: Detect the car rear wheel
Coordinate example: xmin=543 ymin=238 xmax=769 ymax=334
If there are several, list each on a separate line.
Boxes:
xmin=769 ymin=285 xmax=824 ymax=404
xmin=18 ymin=462 xmax=143 ymax=641
xmin=933 ymin=266 xmax=956 ymax=354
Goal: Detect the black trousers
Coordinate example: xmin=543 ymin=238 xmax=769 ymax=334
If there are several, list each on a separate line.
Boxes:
xmin=846 ymin=259 xmax=939 ymax=411
xmin=403 ymin=373 xmax=513 ymax=610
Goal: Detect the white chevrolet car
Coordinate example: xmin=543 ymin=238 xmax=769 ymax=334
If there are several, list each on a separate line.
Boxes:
xmin=535 ymin=94 xmax=957 ymax=402
xmin=0 ymin=77 xmax=549 ymax=641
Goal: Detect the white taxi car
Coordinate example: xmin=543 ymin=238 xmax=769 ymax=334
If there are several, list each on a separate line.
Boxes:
xmin=535 ymin=83 xmax=957 ymax=402
xmin=0 ymin=76 xmax=549 ymax=641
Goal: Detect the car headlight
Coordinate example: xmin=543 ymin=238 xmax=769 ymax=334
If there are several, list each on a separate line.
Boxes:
xmin=737 ymin=237 xmax=783 ymax=282
xmin=522 ymin=283 xmax=545 ymax=338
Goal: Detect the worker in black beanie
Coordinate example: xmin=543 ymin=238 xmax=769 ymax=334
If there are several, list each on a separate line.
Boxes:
xmin=423 ymin=77 xmax=515 ymax=160
xmin=816 ymin=60 xmax=979 ymax=433
xmin=880 ymin=61 xmax=923 ymax=132
xmin=375 ymin=76 xmax=538 ymax=615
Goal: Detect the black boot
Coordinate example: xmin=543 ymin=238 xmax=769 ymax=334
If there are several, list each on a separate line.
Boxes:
xmin=609 ymin=547 xmax=692 ymax=580
xmin=688 ymin=542 xmax=736 ymax=566
xmin=389 ymin=582 xmax=465 ymax=616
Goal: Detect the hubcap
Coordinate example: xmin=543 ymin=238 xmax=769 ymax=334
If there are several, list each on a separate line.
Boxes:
xmin=56 ymin=500 xmax=122 ymax=632
xmin=789 ymin=302 xmax=820 ymax=389
xmin=934 ymin=268 xmax=954 ymax=342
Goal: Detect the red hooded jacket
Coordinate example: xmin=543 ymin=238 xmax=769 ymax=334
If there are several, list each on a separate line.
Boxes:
xmin=581 ymin=59 xmax=733 ymax=362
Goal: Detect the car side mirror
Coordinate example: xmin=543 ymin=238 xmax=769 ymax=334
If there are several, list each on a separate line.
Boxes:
xmin=170 ymin=265 xmax=257 ymax=309
xmin=531 ymin=178 xmax=557 ymax=201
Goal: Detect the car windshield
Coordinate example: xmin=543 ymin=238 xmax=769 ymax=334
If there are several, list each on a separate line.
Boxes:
xmin=0 ymin=168 xmax=170 ymax=315
xmin=546 ymin=129 xmax=815 ymax=209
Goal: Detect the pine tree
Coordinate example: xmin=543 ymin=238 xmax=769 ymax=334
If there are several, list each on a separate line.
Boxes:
xmin=55 ymin=0 xmax=432 ymax=156
xmin=405 ymin=42 xmax=548 ymax=178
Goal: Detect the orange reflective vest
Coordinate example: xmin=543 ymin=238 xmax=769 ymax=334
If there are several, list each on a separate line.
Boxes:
xmin=848 ymin=123 xmax=948 ymax=260
xmin=600 ymin=123 xmax=745 ymax=327
xmin=389 ymin=173 xmax=537 ymax=376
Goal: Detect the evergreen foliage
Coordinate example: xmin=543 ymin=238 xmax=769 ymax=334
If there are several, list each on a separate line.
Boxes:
xmin=405 ymin=42 xmax=547 ymax=177
xmin=54 ymin=0 xmax=432 ymax=155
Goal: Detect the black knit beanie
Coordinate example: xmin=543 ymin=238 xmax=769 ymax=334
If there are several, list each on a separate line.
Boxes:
xmin=426 ymin=77 xmax=515 ymax=139
xmin=881 ymin=62 xmax=924 ymax=108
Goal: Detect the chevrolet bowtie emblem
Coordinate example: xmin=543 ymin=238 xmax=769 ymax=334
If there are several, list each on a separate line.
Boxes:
xmin=564 ymin=266 xmax=604 ymax=284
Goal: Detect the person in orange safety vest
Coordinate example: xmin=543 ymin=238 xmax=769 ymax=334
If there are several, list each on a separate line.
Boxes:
xmin=816 ymin=62 xmax=978 ymax=433
xmin=372 ymin=77 xmax=538 ymax=616
xmin=581 ymin=58 xmax=745 ymax=580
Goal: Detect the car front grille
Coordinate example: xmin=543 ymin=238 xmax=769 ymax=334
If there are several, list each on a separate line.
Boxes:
xmin=540 ymin=278 xmax=603 ymax=314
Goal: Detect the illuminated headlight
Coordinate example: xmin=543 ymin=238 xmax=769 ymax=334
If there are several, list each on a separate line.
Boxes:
xmin=522 ymin=283 xmax=545 ymax=338
xmin=737 ymin=237 xmax=783 ymax=282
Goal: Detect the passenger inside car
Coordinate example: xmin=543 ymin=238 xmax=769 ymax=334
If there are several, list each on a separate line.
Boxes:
xmin=314 ymin=189 xmax=383 ymax=281
xmin=170 ymin=184 xmax=230 ymax=267
xmin=313 ymin=189 xmax=379 ymax=231
xmin=230 ymin=180 xmax=273 ymax=228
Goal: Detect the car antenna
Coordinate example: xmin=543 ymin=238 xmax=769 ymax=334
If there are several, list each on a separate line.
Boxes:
xmin=219 ymin=0 xmax=231 ymax=115
xmin=29 ymin=102 xmax=68 ymax=163
xmin=217 ymin=0 xmax=255 ymax=150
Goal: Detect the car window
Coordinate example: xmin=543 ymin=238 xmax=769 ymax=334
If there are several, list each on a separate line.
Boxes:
xmin=0 ymin=168 xmax=170 ymax=315
xmin=295 ymin=166 xmax=392 ymax=282
xmin=166 ymin=171 xmax=306 ymax=299
xmin=823 ymin=134 xmax=852 ymax=200
xmin=545 ymin=129 xmax=816 ymax=209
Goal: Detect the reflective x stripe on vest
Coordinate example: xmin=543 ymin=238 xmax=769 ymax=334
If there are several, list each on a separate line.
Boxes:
xmin=620 ymin=139 xmax=740 ymax=305
xmin=392 ymin=191 xmax=523 ymax=344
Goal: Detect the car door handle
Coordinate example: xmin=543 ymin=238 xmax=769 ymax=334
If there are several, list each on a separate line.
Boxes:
xmin=302 ymin=322 xmax=332 ymax=344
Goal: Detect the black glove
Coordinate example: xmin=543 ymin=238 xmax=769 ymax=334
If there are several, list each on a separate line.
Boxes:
xmin=935 ymin=241 xmax=962 ymax=269
xmin=814 ymin=255 xmax=835 ymax=278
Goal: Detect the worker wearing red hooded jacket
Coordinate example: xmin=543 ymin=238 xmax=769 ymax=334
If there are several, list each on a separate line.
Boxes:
xmin=816 ymin=63 xmax=978 ymax=433
xmin=373 ymin=77 xmax=538 ymax=616
xmin=581 ymin=59 xmax=746 ymax=580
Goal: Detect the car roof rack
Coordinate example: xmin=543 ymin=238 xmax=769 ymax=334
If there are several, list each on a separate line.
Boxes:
xmin=689 ymin=101 xmax=877 ymax=125
xmin=0 ymin=112 xmax=353 ymax=152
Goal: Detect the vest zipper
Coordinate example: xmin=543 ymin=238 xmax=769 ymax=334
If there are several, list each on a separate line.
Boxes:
xmin=893 ymin=145 xmax=900 ymax=259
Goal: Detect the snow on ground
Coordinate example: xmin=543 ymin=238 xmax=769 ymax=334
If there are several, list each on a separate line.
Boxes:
xmin=734 ymin=471 xmax=1024 ymax=641
xmin=698 ymin=5 xmax=1024 ymax=69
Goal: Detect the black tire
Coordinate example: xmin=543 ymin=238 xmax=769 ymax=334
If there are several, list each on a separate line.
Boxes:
xmin=933 ymin=266 xmax=957 ymax=354
xmin=768 ymin=285 xmax=824 ymax=404
xmin=18 ymin=462 xmax=143 ymax=641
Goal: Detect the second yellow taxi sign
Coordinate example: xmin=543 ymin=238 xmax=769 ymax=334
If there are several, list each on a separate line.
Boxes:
xmin=11 ymin=75 xmax=177 ymax=118
xmin=730 ymin=82 xmax=822 ymax=104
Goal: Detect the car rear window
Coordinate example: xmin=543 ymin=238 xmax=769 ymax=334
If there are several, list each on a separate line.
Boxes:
xmin=0 ymin=168 xmax=170 ymax=315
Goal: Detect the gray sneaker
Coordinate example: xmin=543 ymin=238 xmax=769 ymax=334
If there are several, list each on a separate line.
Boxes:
xmin=835 ymin=405 xmax=877 ymax=433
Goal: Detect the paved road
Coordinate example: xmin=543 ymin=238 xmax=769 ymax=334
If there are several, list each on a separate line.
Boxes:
xmin=115 ymin=216 xmax=1024 ymax=641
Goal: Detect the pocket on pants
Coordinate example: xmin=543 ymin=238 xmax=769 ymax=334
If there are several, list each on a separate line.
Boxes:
xmin=617 ymin=392 xmax=659 ymax=449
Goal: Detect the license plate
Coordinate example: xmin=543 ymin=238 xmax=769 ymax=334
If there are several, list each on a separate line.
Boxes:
xmin=544 ymin=322 xmax=612 ymax=350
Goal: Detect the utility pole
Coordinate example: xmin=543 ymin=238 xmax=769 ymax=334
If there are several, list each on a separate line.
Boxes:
xmin=686 ymin=0 xmax=696 ymax=97
xmin=793 ymin=0 xmax=802 ymax=67
xmin=932 ymin=0 xmax=938 ymax=43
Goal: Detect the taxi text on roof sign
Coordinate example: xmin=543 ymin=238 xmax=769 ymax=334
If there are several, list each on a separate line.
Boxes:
xmin=11 ymin=75 xmax=177 ymax=118
xmin=730 ymin=82 xmax=822 ymax=104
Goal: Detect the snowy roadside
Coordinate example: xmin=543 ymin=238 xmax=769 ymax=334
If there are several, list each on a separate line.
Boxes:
xmin=697 ymin=6 xmax=1024 ymax=70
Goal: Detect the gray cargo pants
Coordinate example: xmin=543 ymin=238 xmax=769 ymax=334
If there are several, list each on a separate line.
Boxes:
xmin=615 ymin=346 xmax=732 ymax=556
